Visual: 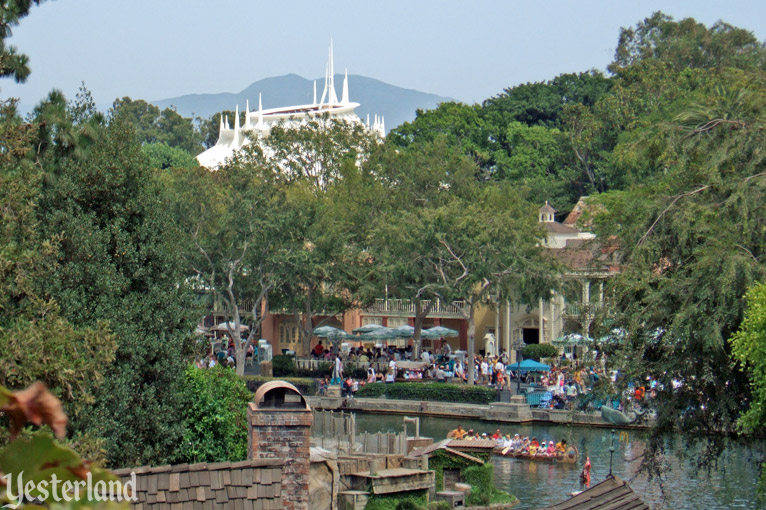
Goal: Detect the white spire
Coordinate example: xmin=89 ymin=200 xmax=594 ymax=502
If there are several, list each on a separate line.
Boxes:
xmin=366 ymin=113 xmax=370 ymax=127
xmin=217 ymin=115 xmax=224 ymax=143
xmin=327 ymin=39 xmax=338 ymax=104
xmin=224 ymin=115 xmax=229 ymax=130
xmin=233 ymin=105 xmax=240 ymax=134
xmin=380 ymin=116 xmax=385 ymax=134
xmin=313 ymin=80 xmax=317 ymax=105
xmin=341 ymin=68 xmax=349 ymax=104
xmin=245 ymin=100 xmax=250 ymax=128
xmin=258 ymin=93 xmax=264 ymax=129
xmin=319 ymin=62 xmax=328 ymax=106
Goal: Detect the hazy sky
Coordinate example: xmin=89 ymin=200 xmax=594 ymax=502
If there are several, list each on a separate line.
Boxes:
xmin=3 ymin=1 xmax=766 ymax=109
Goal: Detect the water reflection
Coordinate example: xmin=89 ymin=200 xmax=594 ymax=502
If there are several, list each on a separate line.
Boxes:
xmin=352 ymin=413 xmax=758 ymax=510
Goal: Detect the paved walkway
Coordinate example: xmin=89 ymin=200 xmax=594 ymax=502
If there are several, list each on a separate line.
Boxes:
xmin=306 ymin=396 xmax=651 ymax=429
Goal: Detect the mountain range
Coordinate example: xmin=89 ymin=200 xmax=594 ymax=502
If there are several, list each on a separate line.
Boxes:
xmin=151 ymin=74 xmax=453 ymax=133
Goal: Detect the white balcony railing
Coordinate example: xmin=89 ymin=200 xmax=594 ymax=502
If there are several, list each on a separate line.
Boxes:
xmin=364 ymin=298 xmax=466 ymax=317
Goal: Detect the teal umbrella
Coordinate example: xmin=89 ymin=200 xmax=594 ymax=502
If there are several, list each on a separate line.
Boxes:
xmin=507 ymin=359 xmax=550 ymax=371
xmin=391 ymin=325 xmax=416 ymax=338
xmin=352 ymin=324 xmax=385 ymax=334
xmin=359 ymin=327 xmax=399 ymax=340
xmin=422 ymin=326 xmax=459 ymax=339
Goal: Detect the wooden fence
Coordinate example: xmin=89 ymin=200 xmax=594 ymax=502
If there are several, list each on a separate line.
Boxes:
xmin=311 ymin=409 xmax=407 ymax=455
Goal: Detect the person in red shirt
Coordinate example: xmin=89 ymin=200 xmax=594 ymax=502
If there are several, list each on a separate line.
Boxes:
xmin=313 ymin=341 xmax=325 ymax=359
xmin=491 ymin=428 xmax=502 ymax=440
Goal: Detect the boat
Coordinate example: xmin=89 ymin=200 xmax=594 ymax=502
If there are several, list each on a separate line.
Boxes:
xmin=493 ymin=444 xmax=579 ymax=464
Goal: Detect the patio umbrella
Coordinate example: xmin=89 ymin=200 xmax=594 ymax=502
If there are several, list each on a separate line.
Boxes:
xmin=312 ymin=326 xmax=354 ymax=339
xmin=210 ymin=321 xmax=249 ymax=332
xmin=506 ymin=359 xmax=550 ymax=372
xmin=597 ymin=328 xmax=627 ymax=345
xmin=552 ymin=333 xmax=593 ymax=346
xmin=352 ymin=324 xmax=385 ymax=334
xmin=359 ymin=327 xmax=399 ymax=340
xmin=391 ymin=325 xmax=416 ymax=338
xmin=421 ymin=326 xmax=459 ymax=339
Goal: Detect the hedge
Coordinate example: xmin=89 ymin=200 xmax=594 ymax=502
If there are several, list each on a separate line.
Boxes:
xmin=355 ymin=382 xmax=497 ymax=405
xmin=521 ymin=343 xmax=560 ymax=360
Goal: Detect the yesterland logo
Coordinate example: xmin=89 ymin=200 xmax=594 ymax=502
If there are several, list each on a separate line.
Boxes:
xmin=2 ymin=471 xmax=137 ymax=509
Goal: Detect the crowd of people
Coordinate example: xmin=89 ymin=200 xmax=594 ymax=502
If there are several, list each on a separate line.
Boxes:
xmin=448 ymin=425 xmax=569 ymax=456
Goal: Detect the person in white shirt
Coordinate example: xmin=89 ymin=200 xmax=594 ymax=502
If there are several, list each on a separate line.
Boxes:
xmin=389 ymin=358 xmax=397 ymax=379
xmin=480 ymin=359 xmax=489 ymax=385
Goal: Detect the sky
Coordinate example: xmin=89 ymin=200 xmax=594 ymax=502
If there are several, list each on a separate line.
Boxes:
xmin=3 ymin=0 xmax=766 ymax=110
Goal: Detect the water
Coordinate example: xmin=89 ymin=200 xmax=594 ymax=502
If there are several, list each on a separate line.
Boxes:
xmin=353 ymin=413 xmax=760 ymax=510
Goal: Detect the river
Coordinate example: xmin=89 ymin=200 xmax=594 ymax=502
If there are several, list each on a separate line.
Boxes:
xmin=353 ymin=413 xmax=759 ymax=510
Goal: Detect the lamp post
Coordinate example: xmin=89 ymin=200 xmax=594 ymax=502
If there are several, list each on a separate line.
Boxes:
xmin=511 ymin=335 xmax=525 ymax=395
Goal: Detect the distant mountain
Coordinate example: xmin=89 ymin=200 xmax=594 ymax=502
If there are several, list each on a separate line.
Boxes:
xmin=151 ymin=74 xmax=452 ymax=132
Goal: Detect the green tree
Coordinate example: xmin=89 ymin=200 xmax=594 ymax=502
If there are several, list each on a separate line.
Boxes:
xmin=252 ymin=118 xmax=381 ymax=353
xmin=590 ymin=65 xmax=766 ymax=479
xmin=37 ymin=118 xmax=199 ymax=467
xmin=0 ymin=1 xmax=46 ymax=84
xmin=610 ymin=11 xmax=766 ymax=73
xmin=110 ymin=97 xmax=203 ymax=154
xmin=141 ymin=141 xmax=197 ymax=169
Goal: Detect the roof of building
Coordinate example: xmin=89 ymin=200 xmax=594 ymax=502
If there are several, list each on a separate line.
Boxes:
xmin=540 ymin=201 xmax=557 ymax=214
xmin=113 ymin=459 xmax=285 ymax=510
xmin=407 ymin=440 xmax=484 ymax=464
xmin=549 ymin=238 xmax=620 ymax=272
xmin=544 ymin=222 xmax=581 ymax=235
xmin=537 ymin=475 xmax=650 ymax=510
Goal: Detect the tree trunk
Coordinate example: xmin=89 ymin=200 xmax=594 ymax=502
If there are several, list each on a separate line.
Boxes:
xmin=465 ymin=302 xmax=476 ymax=384
xmin=413 ymin=299 xmax=435 ymax=359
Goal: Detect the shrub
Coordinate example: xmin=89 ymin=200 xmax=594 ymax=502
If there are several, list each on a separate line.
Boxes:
xmin=272 ymin=354 xmax=296 ymax=376
xmin=364 ymin=491 xmax=427 ymax=510
xmin=180 ymin=365 xmax=252 ymax=463
xmin=462 ymin=463 xmax=494 ymax=506
xmin=427 ymin=502 xmax=451 ymax=510
xmin=522 ymin=343 xmax=560 ymax=360
xmin=355 ymin=382 xmax=496 ymax=405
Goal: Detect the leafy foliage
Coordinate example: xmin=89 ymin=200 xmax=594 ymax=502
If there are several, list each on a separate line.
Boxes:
xmin=731 ymin=282 xmax=766 ymax=435
xmin=522 ymin=343 xmax=560 ymax=360
xmin=179 ymin=365 xmax=251 ymax=463
xmin=35 ymin=119 xmax=199 ymax=467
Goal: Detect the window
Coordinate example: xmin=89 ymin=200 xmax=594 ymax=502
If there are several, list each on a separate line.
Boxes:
xmin=279 ymin=321 xmax=299 ymax=345
xmin=362 ymin=317 xmax=382 ymax=326
xmin=387 ymin=317 xmax=408 ymax=328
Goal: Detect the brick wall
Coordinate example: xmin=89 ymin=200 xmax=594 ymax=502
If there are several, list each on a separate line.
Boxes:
xmin=248 ymin=402 xmax=312 ymax=510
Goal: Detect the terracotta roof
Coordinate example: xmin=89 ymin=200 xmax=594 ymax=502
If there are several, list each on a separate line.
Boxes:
xmin=549 ymin=238 xmax=620 ymax=272
xmin=538 ymin=475 xmax=650 ymax=510
xmin=113 ymin=459 xmax=285 ymax=510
